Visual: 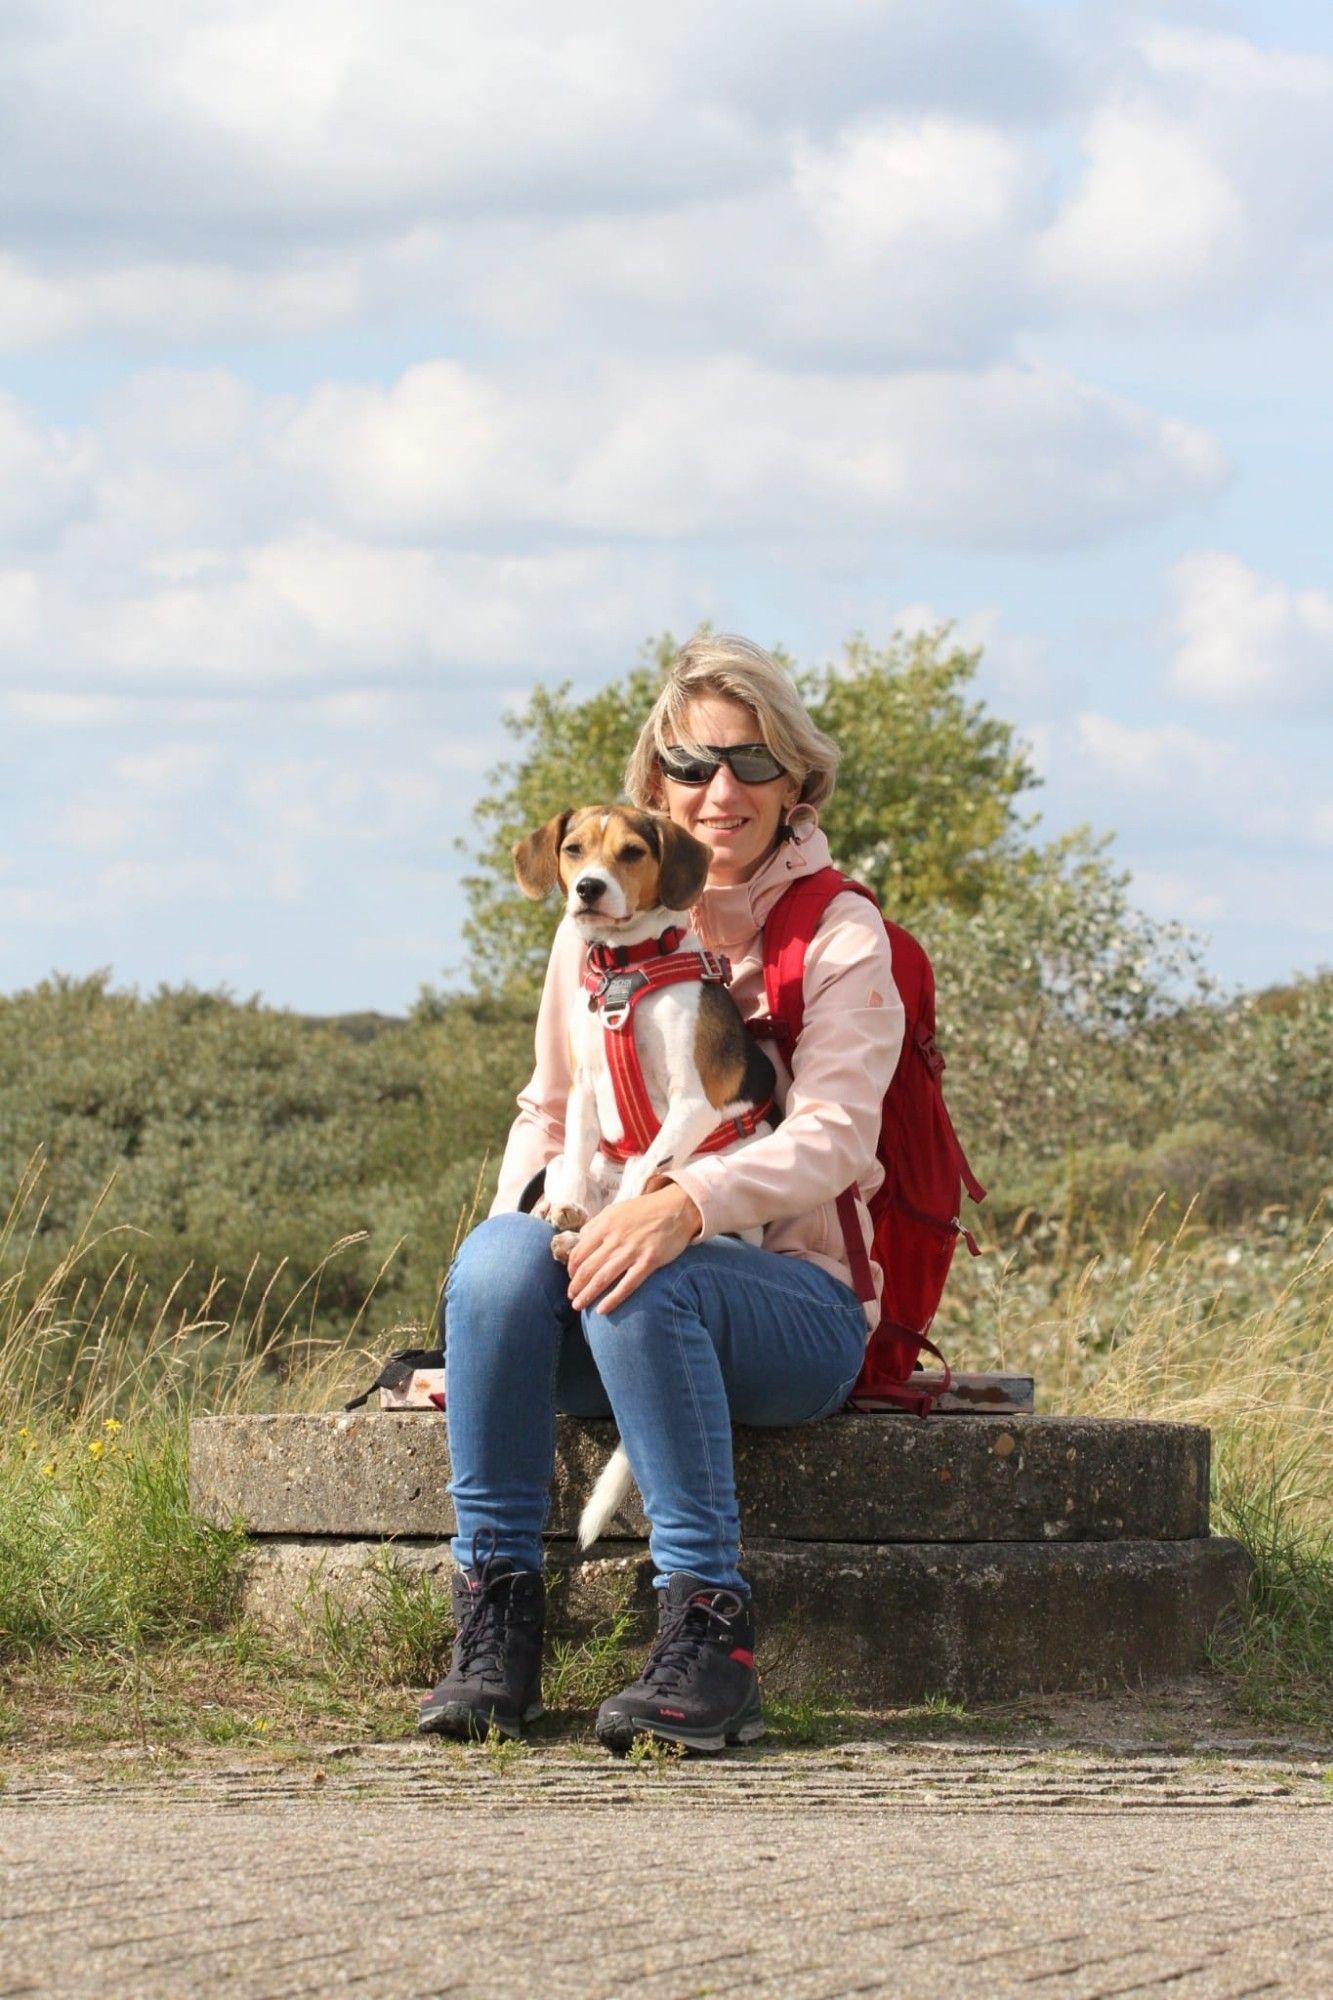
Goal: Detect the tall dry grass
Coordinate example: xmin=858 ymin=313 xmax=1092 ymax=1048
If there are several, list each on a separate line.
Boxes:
xmin=0 ymin=1157 xmax=482 ymax=1663
xmin=966 ymin=1203 xmax=1332 ymax=1716
xmin=2 ymin=1163 xmax=1328 ymax=1718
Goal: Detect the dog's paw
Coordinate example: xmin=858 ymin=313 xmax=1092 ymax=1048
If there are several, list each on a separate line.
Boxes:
xmin=549 ymin=1203 xmax=588 ymax=1232
xmin=550 ymin=1231 xmax=580 ymax=1265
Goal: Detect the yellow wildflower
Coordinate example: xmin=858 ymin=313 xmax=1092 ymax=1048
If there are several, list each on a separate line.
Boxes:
xmin=40 ymin=1461 xmax=56 ymax=1478
xmin=18 ymin=1426 xmax=31 ymax=1440
xmin=88 ymin=1438 xmax=105 ymax=1459
xmin=103 ymin=1418 xmax=122 ymax=1435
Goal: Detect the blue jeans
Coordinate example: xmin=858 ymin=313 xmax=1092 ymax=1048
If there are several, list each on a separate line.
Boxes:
xmin=443 ymin=1212 xmax=868 ymax=1589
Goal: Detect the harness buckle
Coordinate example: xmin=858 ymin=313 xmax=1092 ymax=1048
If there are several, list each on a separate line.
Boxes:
xmin=589 ymin=967 xmax=648 ymax=1030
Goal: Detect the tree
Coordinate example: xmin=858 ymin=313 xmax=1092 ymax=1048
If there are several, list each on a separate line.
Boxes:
xmin=811 ymin=630 xmax=1038 ymax=920
xmin=461 ymin=627 xmax=1040 ymax=1000
xmin=920 ymin=830 xmax=1206 ymax=1175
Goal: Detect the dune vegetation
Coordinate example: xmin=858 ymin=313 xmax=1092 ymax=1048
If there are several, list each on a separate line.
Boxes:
xmin=1 ymin=632 xmax=1328 ymax=1746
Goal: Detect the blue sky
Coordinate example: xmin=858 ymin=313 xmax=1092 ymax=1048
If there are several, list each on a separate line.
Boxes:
xmin=1 ymin=0 xmax=1330 ymax=1011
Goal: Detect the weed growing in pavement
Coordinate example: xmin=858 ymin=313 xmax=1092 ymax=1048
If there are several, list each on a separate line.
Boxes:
xmin=479 ymin=1722 xmax=530 ymax=1773
xmin=625 ymin=1732 xmax=685 ymax=1773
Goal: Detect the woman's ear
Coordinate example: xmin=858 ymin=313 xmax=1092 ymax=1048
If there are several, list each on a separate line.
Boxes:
xmin=512 ymin=811 xmax=572 ymax=899
xmin=656 ymin=817 xmax=712 ymax=910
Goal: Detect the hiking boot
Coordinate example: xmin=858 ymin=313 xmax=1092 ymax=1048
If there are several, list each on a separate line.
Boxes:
xmin=418 ymin=1530 xmax=545 ymax=1741
xmin=595 ymin=1573 xmax=765 ymax=1755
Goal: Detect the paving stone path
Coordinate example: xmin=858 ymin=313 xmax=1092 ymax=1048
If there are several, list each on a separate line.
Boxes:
xmin=2 ymin=1742 xmax=1330 ymax=1999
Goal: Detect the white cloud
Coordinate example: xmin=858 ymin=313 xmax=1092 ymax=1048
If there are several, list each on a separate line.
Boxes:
xmin=1074 ymin=713 xmax=1228 ymax=789
xmin=472 ymin=113 xmax=1046 ymax=367
xmin=0 ymin=400 xmax=94 ymax=540
xmin=0 ymin=571 xmax=39 ymax=647
xmin=891 ymin=599 xmax=1076 ymax=713
xmin=0 ymin=254 xmax=82 ymax=348
xmin=793 ymin=116 xmax=1036 ymax=253
xmin=1130 ymin=866 xmax=1224 ymax=926
xmin=1169 ymin=552 xmax=1333 ymax=708
xmin=53 ymin=801 xmax=146 ymax=852
xmin=112 ymin=743 xmax=220 ymax=797
xmin=0 ymin=252 xmax=364 ymax=355
xmin=1039 ymin=710 xmax=1327 ymax=855
xmin=1 ymin=690 xmax=123 ymax=727
xmin=1 ymin=11 xmax=1327 ymax=364
xmin=95 ymin=857 xmax=237 ymax=908
xmin=1 ymin=526 xmax=693 ymax=696
xmin=1040 ymin=24 xmax=1333 ymax=315
xmin=1038 ymin=102 xmax=1246 ymax=310
xmin=1126 ymin=849 xmax=1333 ymax=972
xmin=0 ymin=2 xmax=1066 ymax=255
xmin=0 ymin=356 xmax=1226 ymax=703
xmin=0 ymin=2 xmax=766 ymax=238
xmin=1140 ymin=25 xmax=1331 ymax=107
xmin=268 ymin=356 xmax=1225 ymax=547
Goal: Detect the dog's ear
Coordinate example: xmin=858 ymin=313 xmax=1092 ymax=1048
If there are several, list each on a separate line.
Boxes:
xmin=655 ymin=817 xmax=712 ymax=911
xmin=512 ymin=812 xmax=572 ymax=900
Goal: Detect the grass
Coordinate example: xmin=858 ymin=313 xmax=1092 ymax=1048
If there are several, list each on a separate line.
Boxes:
xmin=763 ymin=1683 xmax=853 ymax=1747
xmin=1 ymin=1167 xmax=1330 ymax=1754
xmin=956 ymin=1204 xmax=1333 ymax=1731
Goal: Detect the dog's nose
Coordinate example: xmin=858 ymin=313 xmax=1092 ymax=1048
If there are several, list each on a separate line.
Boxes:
xmin=575 ymin=875 xmax=607 ymax=903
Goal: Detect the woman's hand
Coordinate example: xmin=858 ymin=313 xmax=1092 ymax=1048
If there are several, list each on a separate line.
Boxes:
xmin=565 ymin=1179 xmax=703 ymax=1314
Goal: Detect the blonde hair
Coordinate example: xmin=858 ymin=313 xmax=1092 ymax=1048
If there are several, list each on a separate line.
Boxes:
xmin=625 ymin=632 xmax=840 ymax=810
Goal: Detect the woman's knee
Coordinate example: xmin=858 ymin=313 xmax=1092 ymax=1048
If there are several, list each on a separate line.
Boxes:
xmin=447 ymin=1211 xmax=568 ymax=1323
xmin=586 ymin=1259 xmax=686 ymax=1346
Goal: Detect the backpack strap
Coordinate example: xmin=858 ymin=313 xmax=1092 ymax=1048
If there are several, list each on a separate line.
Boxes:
xmin=751 ymin=867 xmax=886 ymax=1307
xmin=753 ymin=868 xmax=985 ymax=1210
xmin=750 ymin=867 xmax=873 ymax=1046
xmin=752 ymin=869 xmax=975 ymax=1399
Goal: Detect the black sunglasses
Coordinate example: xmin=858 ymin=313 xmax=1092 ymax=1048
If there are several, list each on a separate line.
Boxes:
xmin=658 ymin=741 xmax=787 ymax=786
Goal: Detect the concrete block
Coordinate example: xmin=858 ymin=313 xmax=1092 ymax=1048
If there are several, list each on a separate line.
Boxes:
xmin=190 ymin=1411 xmax=1211 ymax=1545
xmin=235 ymin=1534 xmax=1251 ymax=1707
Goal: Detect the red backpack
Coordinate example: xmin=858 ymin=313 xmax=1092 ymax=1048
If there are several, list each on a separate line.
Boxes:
xmin=753 ymin=868 xmax=985 ymax=1415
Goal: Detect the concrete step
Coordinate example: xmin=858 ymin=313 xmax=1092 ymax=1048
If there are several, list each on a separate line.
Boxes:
xmin=190 ymin=1410 xmax=1212 ymax=1544
xmin=235 ymin=1533 xmax=1251 ymax=1707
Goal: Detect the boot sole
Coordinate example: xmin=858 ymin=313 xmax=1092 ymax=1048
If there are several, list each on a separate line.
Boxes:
xmin=596 ymin=1708 xmax=765 ymax=1757
xmin=418 ymin=1698 xmax=544 ymax=1741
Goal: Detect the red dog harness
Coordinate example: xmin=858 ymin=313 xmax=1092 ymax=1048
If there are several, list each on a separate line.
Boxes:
xmin=582 ymin=928 xmax=773 ymax=1165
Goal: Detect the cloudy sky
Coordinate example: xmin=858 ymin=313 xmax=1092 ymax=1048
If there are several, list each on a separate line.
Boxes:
xmin=1 ymin=0 xmax=1330 ymax=1012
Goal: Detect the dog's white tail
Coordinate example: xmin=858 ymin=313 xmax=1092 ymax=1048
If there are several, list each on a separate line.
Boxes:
xmin=577 ymin=1441 xmax=635 ymax=1549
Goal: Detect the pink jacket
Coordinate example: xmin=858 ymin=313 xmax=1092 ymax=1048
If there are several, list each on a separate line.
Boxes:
xmin=490 ymin=821 xmax=905 ymax=1324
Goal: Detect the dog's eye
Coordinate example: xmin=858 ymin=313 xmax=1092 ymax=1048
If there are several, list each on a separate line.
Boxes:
xmin=618 ymin=844 xmax=647 ymax=863
xmin=561 ymin=843 xmax=583 ymax=859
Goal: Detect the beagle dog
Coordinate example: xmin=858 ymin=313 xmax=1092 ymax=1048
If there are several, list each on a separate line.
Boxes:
xmin=512 ymin=804 xmax=776 ymax=1545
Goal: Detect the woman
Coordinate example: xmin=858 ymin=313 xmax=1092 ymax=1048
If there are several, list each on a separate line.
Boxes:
xmin=420 ymin=633 xmax=904 ymax=1754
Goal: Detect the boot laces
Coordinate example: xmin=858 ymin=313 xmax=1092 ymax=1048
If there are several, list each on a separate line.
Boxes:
xmin=642 ymin=1588 xmax=745 ymax=1695
xmin=453 ymin=1529 xmax=517 ymax=1686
